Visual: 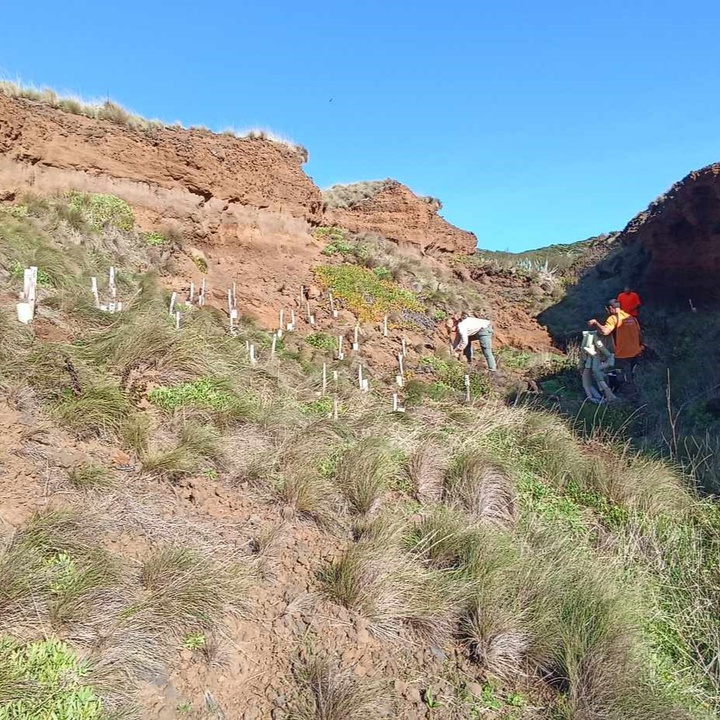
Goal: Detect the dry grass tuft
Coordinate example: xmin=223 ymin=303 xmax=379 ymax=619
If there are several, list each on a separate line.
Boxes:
xmin=288 ymin=655 xmax=393 ymax=720
xmin=334 ymin=438 xmax=396 ymax=516
xmin=276 ymin=472 xmax=342 ymax=530
xmin=406 ymin=441 xmax=448 ymax=504
xmin=67 ymin=464 xmax=113 ymax=490
xmin=135 ymin=546 xmax=249 ymax=635
xmin=322 ymin=532 xmax=462 ymax=643
xmin=141 ymin=422 xmax=223 ymax=480
xmin=444 ymin=450 xmax=516 ymax=529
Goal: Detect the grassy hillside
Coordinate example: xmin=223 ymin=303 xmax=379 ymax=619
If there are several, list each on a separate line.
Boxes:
xmin=0 ymin=196 xmax=718 ymax=719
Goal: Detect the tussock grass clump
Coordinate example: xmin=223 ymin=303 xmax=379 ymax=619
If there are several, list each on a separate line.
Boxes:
xmin=142 ymin=422 xmax=223 ymax=480
xmin=444 ymin=450 xmax=516 ymax=529
xmin=334 ymin=438 xmax=398 ymax=515
xmin=276 ymin=472 xmax=342 ymax=529
xmin=136 ymin=546 xmax=249 ymax=634
xmin=322 ymin=529 xmax=463 ymax=642
xmin=288 ymin=655 xmax=392 ymax=720
xmin=84 ymin=309 xmax=218 ymax=382
xmin=406 ymin=441 xmax=448 ymax=504
xmin=52 ymin=384 xmax=134 ymax=439
xmin=1 ymin=510 xmax=121 ymax=630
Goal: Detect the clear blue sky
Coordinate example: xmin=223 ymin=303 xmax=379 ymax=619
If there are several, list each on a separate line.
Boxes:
xmin=2 ymin=1 xmax=719 ymax=251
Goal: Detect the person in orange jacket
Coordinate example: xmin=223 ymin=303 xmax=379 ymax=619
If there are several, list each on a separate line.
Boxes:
xmin=617 ymin=285 xmax=641 ymax=317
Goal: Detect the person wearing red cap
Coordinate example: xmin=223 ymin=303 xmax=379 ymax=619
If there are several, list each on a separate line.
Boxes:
xmin=589 ymin=299 xmax=642 ymax=383
xmin=617 ymin=286 xmax=641 ymax=318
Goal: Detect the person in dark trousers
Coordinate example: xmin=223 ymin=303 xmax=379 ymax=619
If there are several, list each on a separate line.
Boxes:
xmin=448 ymin=316 xmax=497 ymax=371
xmin=589 ymin=299 xmax=642 ymax=383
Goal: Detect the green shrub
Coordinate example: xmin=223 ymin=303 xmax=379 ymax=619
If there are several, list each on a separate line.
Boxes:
xmin=0 ymin=637 xmax=103 ymax=719
xmin=192 ymin=255 xmax=208 ymax=273
xmin=66 ymin=192 xmax=134 ymax=232
xmin=149 ymin=378 xmax=236 ymax=412
xmin=143 ymin=232 xmax=167 ymax=247
xmin=315 ymin=265 xmax=422 ymax=322
xmin=305 ymin=332 xmax=337 ymax=352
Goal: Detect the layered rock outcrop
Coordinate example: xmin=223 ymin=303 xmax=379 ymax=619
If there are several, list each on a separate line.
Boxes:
xmin=323 ymin=180 xmax=477 ymax=255
xmin=0 ymin=92 xmax=322 ymax=243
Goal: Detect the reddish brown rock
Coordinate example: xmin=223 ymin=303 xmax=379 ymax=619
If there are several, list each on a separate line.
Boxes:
xmin=323 ymin=180 xmax=477 ymax=255
xmin=619 ymin=162 xmax=720 ymax=305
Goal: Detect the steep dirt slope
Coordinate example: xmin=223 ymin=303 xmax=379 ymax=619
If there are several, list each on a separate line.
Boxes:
xmin=324 ymin=180 xmax=477 ymax=255
xmin=618 ymin=162 xmax=720 ymax=306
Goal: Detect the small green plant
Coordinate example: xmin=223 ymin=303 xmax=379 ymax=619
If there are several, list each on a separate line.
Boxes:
xmin=182 ymin=632 xmax=207 ymax=651
xmin=372 ymin=265 xmax=392 ymax=281
xmin=315 ymin=264 xmax=422 ymax=322
xmin=302 ymin=396 xmax=334 ymax=417
xmin=202 ymin=467 xmax=218 ymax=480
xmin=8 ymin=260 xmax=53 ymax=287
xmin=143 ymin=231 xmax=167 ymax=247
xmin=66 ymin=192 xmax=134 ymax=231
xmin=0 ymin=203 xmax=29 ymax=218
xmin=177 ymin=703 xmax=193 ymax=714
xmin=423 ymin=688 xmax=443 ymax=709
xmin=0 ymin=636 xmax=104 ymax=719
xmin=67 ymin=464 xmax=111 ymax=490
xmin=192 ymin=255 xmax=208 ymax=273
xmin=305 ymin=332 xmax=337 ymax=352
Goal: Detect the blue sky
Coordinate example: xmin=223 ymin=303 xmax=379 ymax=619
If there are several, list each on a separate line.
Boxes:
xmin=2 ymin=0 xmax=719 ymax=251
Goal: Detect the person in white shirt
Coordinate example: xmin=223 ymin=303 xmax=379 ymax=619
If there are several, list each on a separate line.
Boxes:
xmin=448 ymin=316 xmax=497 ymax=371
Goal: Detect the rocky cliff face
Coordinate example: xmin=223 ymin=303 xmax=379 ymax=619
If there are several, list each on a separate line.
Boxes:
xmin=619 ymin=162 xmax=720 ymax=305
xmin=323 ymin=180 xmax=477 ymax=255
xmin=0 ymin=92 xmax=322 ymax=245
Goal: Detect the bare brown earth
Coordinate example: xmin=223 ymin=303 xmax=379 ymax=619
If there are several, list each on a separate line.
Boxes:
xmin=618 ymin=162 xmax=720 ymax=305
xmin=324 ymin=181 xmax=478 ymax=255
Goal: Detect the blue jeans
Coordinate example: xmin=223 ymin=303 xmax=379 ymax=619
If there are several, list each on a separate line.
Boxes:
xmin=464 ymin=328 xmax=497 ymax=370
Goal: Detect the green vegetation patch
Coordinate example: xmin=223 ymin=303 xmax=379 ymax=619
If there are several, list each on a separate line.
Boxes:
xmin=143 ymin=232 xmax=167 ymax=247
xmin=314 ymin=264 xmax=422 ymax=322
xmin=0 ymin=636 xmax=103 ymax=719
xmin=419 ymin=356 xmax=490 ymax=397
xmin=66 ymin=192 xmax=134 ymax=232
xmin=149 ymin=378 xmax=237 ymax=412
xmin=305 ymin=332 xmax=337 ymax=352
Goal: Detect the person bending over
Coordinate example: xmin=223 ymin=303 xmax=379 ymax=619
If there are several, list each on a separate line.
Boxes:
xmin=448 ymin=316 xmax=497 ymax=371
